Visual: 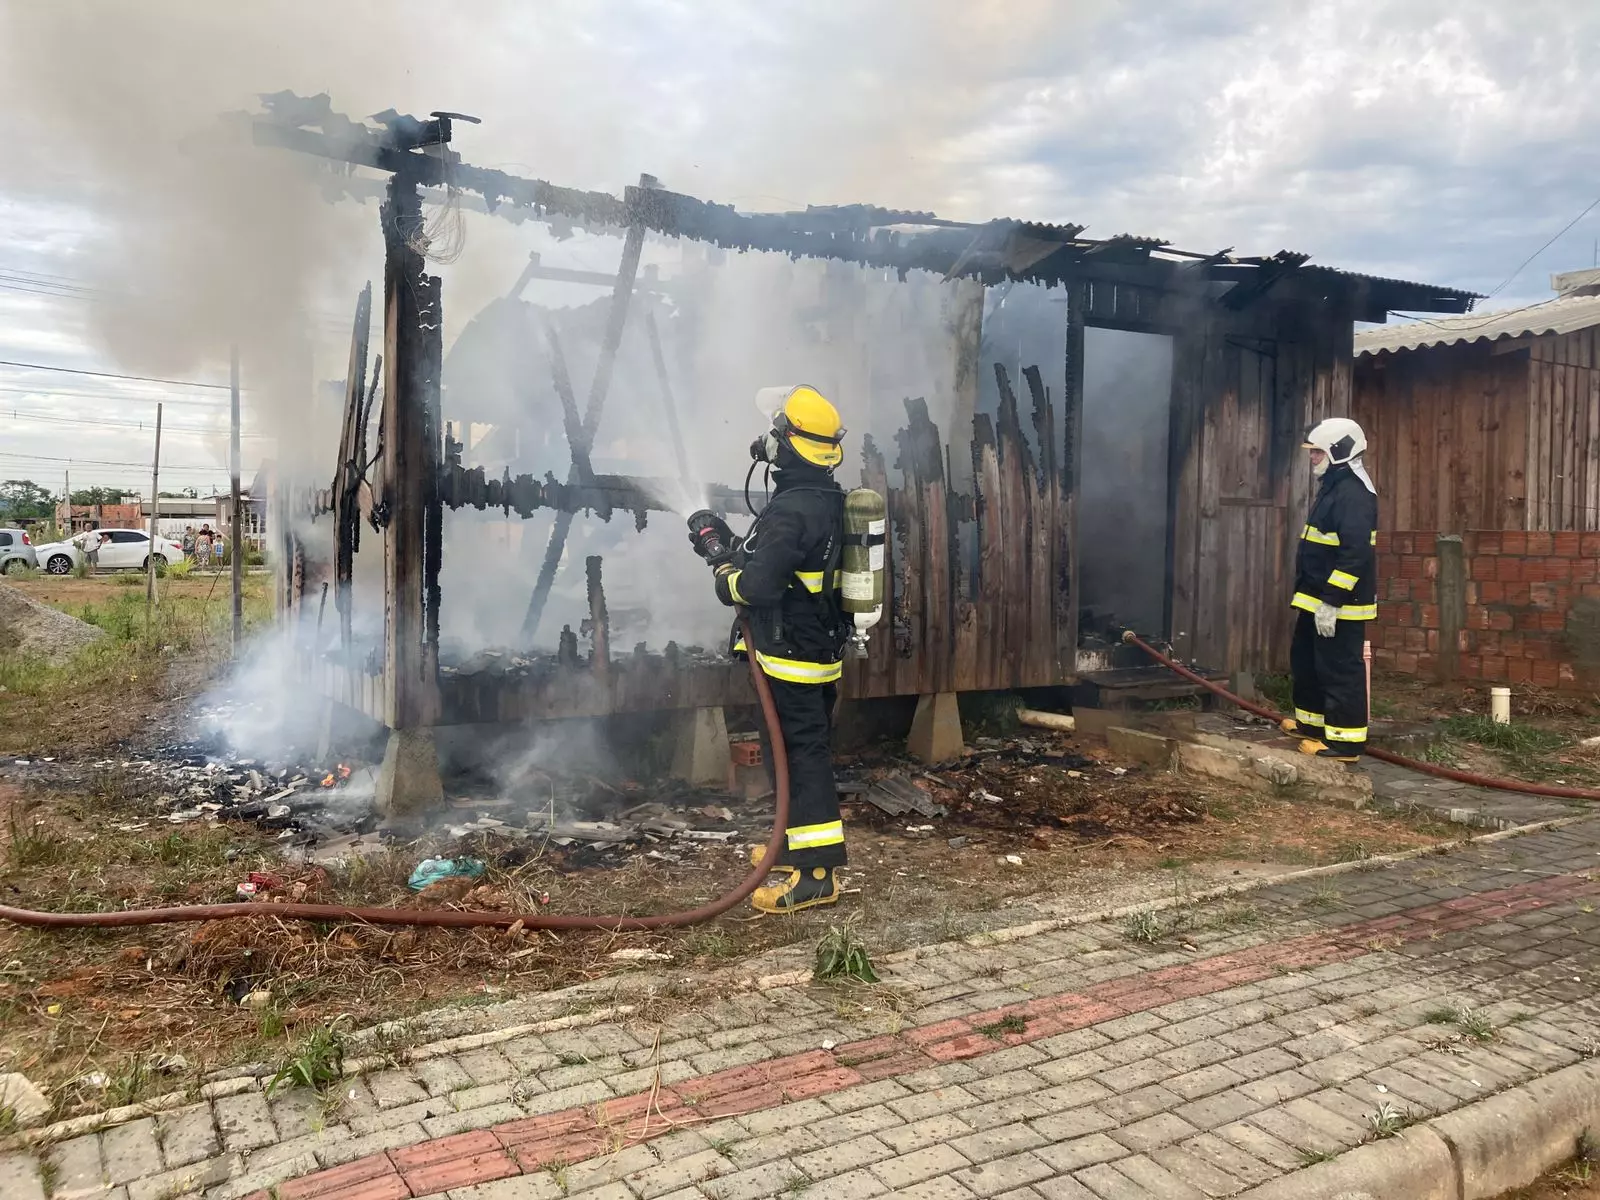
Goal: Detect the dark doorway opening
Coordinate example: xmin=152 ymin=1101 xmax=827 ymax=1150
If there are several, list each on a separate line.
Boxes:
xmin=1078 ymin=328 xmax=1175 ymax=640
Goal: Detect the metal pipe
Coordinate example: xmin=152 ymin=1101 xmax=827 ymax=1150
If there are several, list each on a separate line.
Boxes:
xmin=0 ymin=618 xmax=789 ymax=931
xmin=1120 ymin=631 xmax=1600 ymax=802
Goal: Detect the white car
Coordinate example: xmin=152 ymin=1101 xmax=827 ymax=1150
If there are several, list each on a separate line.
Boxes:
xmin=33 ymin=529 xmax=185 ymax=575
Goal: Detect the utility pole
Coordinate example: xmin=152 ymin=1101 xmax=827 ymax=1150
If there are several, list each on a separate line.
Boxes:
xmin=146 ymin=403 xmax=162 ymax=622
xmin=230 ymin=345 xmax=243 ymax=649
xmin=62 ymin=465 xmax=69 ymax=537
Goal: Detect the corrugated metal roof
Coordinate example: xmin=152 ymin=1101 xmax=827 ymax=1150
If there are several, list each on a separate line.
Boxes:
xmin=1355 ymin=291 xmax=1600 ymax=356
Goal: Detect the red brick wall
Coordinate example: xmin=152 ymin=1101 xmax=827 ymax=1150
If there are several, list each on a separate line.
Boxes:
xmin=1371 ymin=531 xmax=1600 ymax=689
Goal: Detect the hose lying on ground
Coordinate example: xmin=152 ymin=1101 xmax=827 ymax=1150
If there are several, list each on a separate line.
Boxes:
xmin=1120 ymin=630 xmax=1600 ymax=802
xmin=0 ymin=617 xmax=789 ymax=930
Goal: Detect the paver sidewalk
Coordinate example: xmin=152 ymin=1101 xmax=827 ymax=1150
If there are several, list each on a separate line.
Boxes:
xmin=7 ymin=817 xmax=1600 ymax=1200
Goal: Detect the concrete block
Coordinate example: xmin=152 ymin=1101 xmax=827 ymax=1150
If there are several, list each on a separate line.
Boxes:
xmin=1430 ymin=1058 xmax=1600 ymax=1199
xmin=0 ymin=1073 xmax=50 ymax=1129
xmin=1179 ymin=735 xmax=1373 ymax=808
xmin=907 ymin=692 xmax=964 ymax=764
xmin=670 ymin=706 xmax=730 ymax=786
xmin=1231 ymin=1124 xmax=1453 ymax=1200
xmin=377 ymin=727 xmax=443 ymax=815
xmin=1106 ymin=727 xmax=1176 ymax=769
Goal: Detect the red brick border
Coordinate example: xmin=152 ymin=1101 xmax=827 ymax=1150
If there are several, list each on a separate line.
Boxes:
xmin=252 ymin=869 xmax=1600 ymax=1199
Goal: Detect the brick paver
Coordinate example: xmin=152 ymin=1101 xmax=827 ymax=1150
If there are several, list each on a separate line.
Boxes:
xmin=9 ymin=817 xmax=1600 ymax=1200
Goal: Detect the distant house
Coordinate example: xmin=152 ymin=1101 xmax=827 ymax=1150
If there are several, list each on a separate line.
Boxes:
xmin=1353 ymin=268 xmax=1600 ymax=533
xmin=59 ymin=501 xmax=144 ymax=532
xmin=215 ymin=492 xmax=267 ymax=550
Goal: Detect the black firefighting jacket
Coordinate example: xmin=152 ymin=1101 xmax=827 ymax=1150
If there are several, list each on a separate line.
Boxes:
xmin=1293 ymin=462 xmax=1378 ymax=621
xmin=713 ymin=464 xmax=848 ymax=684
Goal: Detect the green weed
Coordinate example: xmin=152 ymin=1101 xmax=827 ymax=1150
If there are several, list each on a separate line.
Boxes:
xmin=5 ymin=804 xmax=68 ymax=868
xmin=1366 ymin=1101 xmax=1412 ymax=1139
xmin=814 ymin=920 xmax=879 ymax=984
xmin=1297 ymin=1148 xmax=1337 ymax=1165
xmin=1437 ymin=714 xmax=1570 ymax=779
xmin=976 ymin=1013 xmax=1028 ymax=1038
xmin=1125 ymin=911 xmax=1162 ymax=944
xmin=683 ymin=928 xmax=736 ymax=958
xmin=266 ymin=1025 xmax=345 ymax=1096
xmin=1423 ymin=1004 xmax=1496 ymax=1041
xmin=105 ymin=1055 xmax=156 ymax=1107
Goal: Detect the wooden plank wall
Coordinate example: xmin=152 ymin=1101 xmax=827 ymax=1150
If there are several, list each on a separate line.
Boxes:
xmin=1351 ymin=344 xmax=1529 ymax=532
xmin=1526 ymin=328 xmax=1600 ymax=532
xmin=843 ymin=366 xmax=1069 ymax=699
xmin=1171 ymin=306 xmax=1353 ymax=674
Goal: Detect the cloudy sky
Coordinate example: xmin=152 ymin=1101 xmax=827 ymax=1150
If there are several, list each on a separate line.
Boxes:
xmin=0 ymin=0 xmax=1594 ymax=495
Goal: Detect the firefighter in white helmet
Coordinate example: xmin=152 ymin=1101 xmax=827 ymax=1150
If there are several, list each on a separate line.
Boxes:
xmin=1283 ymin=417 xmax=1378 ymax=761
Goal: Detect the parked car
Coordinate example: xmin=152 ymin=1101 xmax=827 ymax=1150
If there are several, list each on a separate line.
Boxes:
xmin=0 ymin=528 xmax=38 ymax=574
xmin=31 ymin=529 xmax=184 ymax=574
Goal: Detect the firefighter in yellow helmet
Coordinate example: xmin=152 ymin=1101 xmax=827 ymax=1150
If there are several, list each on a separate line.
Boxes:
xmin=688 ymin=386 xmax=849 ymax=913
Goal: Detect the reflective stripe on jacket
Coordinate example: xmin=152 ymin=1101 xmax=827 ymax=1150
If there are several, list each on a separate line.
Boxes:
xmin=1293 ymin=463 xmax=1378 ymax=622
xmin=714 ymin=463 xmax=847 ymax=683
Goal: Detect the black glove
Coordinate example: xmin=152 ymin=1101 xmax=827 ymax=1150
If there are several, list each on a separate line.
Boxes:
xmin=687 ymin=511 xmax=736 ymax=566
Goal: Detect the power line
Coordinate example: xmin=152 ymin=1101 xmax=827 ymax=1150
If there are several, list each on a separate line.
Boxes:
xmin=0 ymin=449 xmax=230 ymax=471
xmin=1485 ymin=190 xmax=1600 ymax=300
xmin=0 ymin=408 xmax=275 ymax=439
xmin=0 ymin=358 xmax=235 ymax=391
xmin=0 ymin=385 xmax=233 ymax=410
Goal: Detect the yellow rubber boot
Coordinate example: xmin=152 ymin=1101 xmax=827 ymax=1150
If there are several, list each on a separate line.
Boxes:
xmin=1299 ymin=738 xmax=1359 ymax=763
xmin=752 ymin=866 xmax=839 ymax=914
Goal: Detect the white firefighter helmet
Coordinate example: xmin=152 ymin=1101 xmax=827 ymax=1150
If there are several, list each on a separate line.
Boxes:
xmin=1303 ymin=417 xmax=1366 ymax=466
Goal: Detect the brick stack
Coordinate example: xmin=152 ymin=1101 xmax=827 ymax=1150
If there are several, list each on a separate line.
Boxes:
xmin=1371 ymin=531 xmax=1600 ymax=689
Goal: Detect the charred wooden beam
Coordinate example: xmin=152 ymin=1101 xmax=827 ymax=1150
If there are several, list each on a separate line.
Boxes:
xmin=519 ymin=174 xmax=654 ymax=647
xmin=332 ymin=285 xmax=372 ymax=654
xmin=584 ymin=555 xmax=610 ymax=672
xmin=379 ymin=168 xmax=443 ymax=729
xmin=438 ymin=462 xmax=754 ymax=520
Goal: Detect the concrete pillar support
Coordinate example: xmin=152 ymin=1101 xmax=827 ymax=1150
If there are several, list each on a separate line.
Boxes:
xmin=376 ymin=727 xmax=443 ymax=816
xmin=670 ymin=706 xmax=730 ymax=786
xmin=907 ymin=692 xmax=964 ymax=764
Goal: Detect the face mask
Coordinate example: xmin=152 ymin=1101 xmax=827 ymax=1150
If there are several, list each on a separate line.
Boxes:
xmin=1312 ymin=455 xmax=1329 ymax=478
xmin=750 ymin=432 xmax=779 ymax=463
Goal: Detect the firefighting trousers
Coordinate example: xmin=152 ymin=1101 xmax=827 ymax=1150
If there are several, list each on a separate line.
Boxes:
xmin=757 ymin=677 xmax=847 ymax=869
xmin=1290 ymin=611 xmax=1369 ymax=751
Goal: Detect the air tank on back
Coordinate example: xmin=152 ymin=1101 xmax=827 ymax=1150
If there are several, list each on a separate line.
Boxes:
xmin=840 ymin=487 xmax=887 ymax=657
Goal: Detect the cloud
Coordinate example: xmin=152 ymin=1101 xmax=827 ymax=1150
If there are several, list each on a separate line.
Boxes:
xmin=0 ymin=0 xmax=1595 ymax=489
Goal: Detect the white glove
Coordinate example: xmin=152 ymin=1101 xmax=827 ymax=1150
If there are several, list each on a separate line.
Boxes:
xmin=1314 ymin=602 xmax=1339 ymax=638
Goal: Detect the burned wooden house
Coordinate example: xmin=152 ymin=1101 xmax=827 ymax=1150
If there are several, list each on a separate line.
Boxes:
xmin=252 ymin=97 xmax=1476 ymax=809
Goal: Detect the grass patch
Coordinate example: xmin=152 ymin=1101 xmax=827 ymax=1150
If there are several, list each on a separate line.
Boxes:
xmin=1297 ymin=1147 xmax=1337 ymax=1166
xmin=976 ymin=1013 xmax=1028 ymax=1038
xmin=1366 ymin=1100 xmax=1413 ymax=1139
xmin=104 ymin=1055 xmax=158 ymax=1108
xmin=1437 ymin=714 xmax=1570 ymax=779
xmin=267 ymin=1025 xmax=345 ymax=1096
xmin=1124 ymin=910 xmax=1162 ymax=944
xmin=1424 ymin=1004 xmax=1496 ymax=1041
xmin=683 ymin=928 xmax=736 ymax=958
xmin=814 ymin=920 xmax=879 ymax=984
xmin=5 ymin=803 xmax=69 ymax=868
xmin=1257 ymin=673 xmax=1293 ymax=712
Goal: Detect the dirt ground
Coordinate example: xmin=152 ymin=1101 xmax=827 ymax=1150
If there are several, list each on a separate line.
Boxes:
xmin=0 ymin=752 xmax=1458 ymax=1123
xmin=0 ymin=587 xmax=1537 ymax=1126
xmin=0 ymin=573 xmax=266 ymax=757
xmin=1496 ymin=1159 xmax=1600 ymax=1197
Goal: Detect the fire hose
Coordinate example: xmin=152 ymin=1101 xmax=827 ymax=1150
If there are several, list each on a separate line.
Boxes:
xmin=1121 ymin=630 xmax=1600 ymax=802
xmin=0 ymin=618 xmax=789 ymax=930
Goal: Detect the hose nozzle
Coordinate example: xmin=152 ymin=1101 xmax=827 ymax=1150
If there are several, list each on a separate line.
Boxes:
xmin=1120 ymin=630 xmax=1137 ymax=644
